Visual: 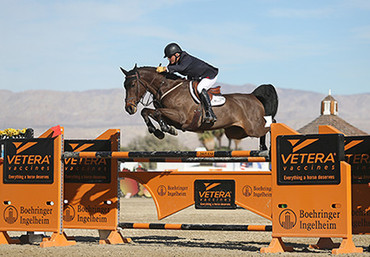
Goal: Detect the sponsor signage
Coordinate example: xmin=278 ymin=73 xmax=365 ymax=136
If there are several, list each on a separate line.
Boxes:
xmin=242 ymin=185 xmax=272 ymax=198
xmin=3 ymin=205 xmax=55 ymax=227
xmin=194 ymin=180 xmax=236 ymax=209
xmin=278 ymin=208 xmax=342 ymax=232
xmin=64 ymin=140 xmax=111 ymax=183
xmin=2 ymin=139 xmax=54 ymax=184
xmin=344 ymin=136 xmax=369 ymax=184
xmin=63 ymin=204 xmax=110 ymax=224
xmin=156 ymin=184 xmax=189 ymax=197
xmin=276 ymin=134 xmax=344 ymax=185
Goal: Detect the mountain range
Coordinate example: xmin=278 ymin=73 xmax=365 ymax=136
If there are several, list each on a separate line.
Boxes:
xmin=1 ymin=84 xmax=369 ymax=149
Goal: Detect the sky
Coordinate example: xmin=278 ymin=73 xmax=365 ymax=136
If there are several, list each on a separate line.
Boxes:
xmin=1 ymin=0 xmax=370 ymax=95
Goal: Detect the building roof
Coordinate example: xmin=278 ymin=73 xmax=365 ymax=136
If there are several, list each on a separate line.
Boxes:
xmin=298 ymin=114 xmax=368 ymax=135
xmin=298 ymin=93 xmax=368 ymax=136
xmin=322 ymin=94 xmax=336 ymax=102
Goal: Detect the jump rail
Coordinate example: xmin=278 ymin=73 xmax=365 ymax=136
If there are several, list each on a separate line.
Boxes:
xmin=119 ymin=222 xmax=272 ymax=232
xmin=62 ymin=150 xmax=270 ymax=160
xmin=64 ymin=156 xmax=270 ymax=163
xmin=115 ymin=157 xmax=270 ymax=163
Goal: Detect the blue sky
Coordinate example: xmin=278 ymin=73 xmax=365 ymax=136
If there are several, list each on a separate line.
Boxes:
xmin=1 ymin=0 xmax=369 ymax=95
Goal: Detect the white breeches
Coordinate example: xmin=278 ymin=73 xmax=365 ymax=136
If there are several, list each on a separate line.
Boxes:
xmin=197 ymin=75 xmax=218 ymax=93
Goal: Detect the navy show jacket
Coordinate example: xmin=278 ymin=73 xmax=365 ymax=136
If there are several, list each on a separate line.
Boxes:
xmin=167 ymin=51 xmax=218 ymax=80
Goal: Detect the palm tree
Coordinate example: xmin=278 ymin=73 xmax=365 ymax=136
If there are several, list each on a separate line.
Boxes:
xmin=228 ymin=138 xmax=242 ymax=150
xmin=197 ymin=131 xmax=215 ymax=150
xmin=212 ymin=129 xmax=224 ymax=149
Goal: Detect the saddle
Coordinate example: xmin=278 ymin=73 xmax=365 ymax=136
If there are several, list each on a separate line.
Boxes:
xmin=190 ymin=81 xmax=226 ymax=106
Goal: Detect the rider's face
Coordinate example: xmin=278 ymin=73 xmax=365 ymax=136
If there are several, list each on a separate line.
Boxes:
xmin=168 ymin=53 xmax=179 ymax=64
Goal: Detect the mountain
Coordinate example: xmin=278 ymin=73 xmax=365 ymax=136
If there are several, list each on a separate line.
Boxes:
xmin=1 ymin=85 xmax=369 ymax=149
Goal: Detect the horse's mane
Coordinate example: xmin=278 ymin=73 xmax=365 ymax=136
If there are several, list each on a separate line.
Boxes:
xmin=139 ymin=66 xmax=185 ymax=81
xmin=163 ymin=72 xmax=184 ymax=80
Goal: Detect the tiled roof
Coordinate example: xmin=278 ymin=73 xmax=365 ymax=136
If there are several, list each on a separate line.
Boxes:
xmin=322 ymin=95 xmax=336 ymax=102
xmin=298 ymin=114 xmax=367 ymax=136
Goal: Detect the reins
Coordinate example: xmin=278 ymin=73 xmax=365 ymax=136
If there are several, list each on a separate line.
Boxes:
xmin=160 ymin=82 xmax=183 ymax=101
xmin=128 ymin=69 xmax=184 ymax=106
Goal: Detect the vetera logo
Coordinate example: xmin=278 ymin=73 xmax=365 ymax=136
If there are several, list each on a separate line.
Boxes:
xmin=64 ymin=140 xmax=111 ymax=184
xmin=194 ymin=180 xmax=236 ymax=209
xmin=3 ymin=139 xmax=54 ymax=184
xmin=277 ymin=134 xmax=344 ymax=185
xmin=344 ymin=137 xmax=369 ymax=184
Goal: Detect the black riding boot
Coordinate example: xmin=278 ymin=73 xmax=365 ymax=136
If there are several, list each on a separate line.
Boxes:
xmin=200 ymin=89 xmax=217 ymax=123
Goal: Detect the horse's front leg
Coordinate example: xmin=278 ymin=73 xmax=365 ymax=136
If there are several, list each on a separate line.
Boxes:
xmin=259 ymin=135 xmax=268 ymax=151
xmin=155 ymin=108 xmax=188 ymax=135
xmin=141 ymin=108 xmax=165 ymax=139
xmin=150 ymin=109 xmax=177 ymax=136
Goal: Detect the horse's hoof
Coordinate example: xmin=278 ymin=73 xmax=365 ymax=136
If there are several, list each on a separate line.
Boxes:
xmin=259 ymin=145 xmax=268 ymax=151
xmin=154 ymin=129 xmax=165 ymax=139
xmin=148 ymin=127 xmax=156 ymax=134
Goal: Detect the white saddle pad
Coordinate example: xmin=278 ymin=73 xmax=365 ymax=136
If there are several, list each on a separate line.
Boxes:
xmin=189 ymin=82 xmax=226 ymax=107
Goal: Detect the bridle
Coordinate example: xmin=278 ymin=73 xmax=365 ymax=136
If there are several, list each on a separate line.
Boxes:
xmin=125 ymin=71 xmax=158 ymax=107
xmin=125 ymin=70 xmax=171 ymax=107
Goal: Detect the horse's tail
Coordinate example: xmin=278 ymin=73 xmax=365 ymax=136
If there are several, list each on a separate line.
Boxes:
xmin=251 ymin=84 xmax=278 ymax=119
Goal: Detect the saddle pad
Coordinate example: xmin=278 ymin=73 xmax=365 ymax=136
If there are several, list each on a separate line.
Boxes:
xmin=189 ymin=81 xmax=226 ymax=107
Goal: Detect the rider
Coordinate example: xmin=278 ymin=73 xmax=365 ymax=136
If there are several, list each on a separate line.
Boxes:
xmin=156 ymin=43 xmax=218 ymax=123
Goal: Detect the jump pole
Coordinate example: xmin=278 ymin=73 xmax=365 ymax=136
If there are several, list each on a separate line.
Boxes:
xmin=119 ymin=223 xmax=272 ymax=232
xmin=65 ymin=156 xmax=269 ymax=163
xmin=63 ymin=150 xmax=270 ymax=159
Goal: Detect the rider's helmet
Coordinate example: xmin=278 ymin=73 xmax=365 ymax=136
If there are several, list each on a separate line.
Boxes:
xmin=164 ymin=43 xmax=182 ymax=58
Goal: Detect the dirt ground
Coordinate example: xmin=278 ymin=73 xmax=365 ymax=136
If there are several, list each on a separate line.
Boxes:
xmin=1 ymin=197 xmax=369 ymax=256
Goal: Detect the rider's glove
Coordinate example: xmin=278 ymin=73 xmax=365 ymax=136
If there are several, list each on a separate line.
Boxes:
xmin=156 ymin=66 xmax=167 ymax=73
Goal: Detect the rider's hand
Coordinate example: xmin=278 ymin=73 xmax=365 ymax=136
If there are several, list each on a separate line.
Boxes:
xmin=156 ymin=66 xmax=167 ymax=73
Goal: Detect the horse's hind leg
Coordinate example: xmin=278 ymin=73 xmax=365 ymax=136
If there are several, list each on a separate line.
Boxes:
xmin=259 ymin=135 xmax=267 ymax=151
xmin=141 ymin=108 xmax=165 ymax=139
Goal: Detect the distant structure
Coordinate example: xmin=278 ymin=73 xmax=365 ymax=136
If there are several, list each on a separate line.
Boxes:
xmin=298 ymin=90 xmax=367 ymax=136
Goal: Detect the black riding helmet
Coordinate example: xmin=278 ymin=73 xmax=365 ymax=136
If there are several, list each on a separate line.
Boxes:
xmin=164 ymin=43 xmax=182 ymax=58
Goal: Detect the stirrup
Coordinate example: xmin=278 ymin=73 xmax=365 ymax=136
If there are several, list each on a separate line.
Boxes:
xmin=204 ymin=111 xmax=217 ymax=123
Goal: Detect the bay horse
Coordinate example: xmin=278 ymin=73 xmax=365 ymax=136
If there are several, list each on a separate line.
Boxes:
xmin=120 ymin=65 xmax=278 ymax=150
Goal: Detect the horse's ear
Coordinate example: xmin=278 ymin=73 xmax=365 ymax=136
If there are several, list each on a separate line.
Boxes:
xmin=133 ymin=63 xmax=138 ymax=72
xmin=120 ymin=67 xmax=129 ymax=76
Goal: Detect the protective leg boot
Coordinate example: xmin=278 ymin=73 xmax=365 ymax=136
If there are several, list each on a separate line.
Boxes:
xmin=200 ymin=89 xmax=217 ymax=123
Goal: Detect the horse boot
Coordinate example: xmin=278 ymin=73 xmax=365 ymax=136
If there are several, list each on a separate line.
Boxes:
xmin=200 ymin=89 xmax=217 ymax=123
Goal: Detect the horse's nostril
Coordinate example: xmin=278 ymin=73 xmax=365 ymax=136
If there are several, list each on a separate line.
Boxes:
xmin=125 ymin=104 xmax=137 ymax=114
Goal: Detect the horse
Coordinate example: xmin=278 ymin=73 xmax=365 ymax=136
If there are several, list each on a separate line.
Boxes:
xmin=120 ymin=65 xmax=278 ymax=150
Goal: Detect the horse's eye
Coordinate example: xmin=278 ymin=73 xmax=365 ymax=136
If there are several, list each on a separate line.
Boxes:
xmin=124 ymin=83 xmax=134 ymax=89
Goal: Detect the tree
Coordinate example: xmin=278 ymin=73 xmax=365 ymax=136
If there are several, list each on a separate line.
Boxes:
xmin=227 ymin=138 xmax=242 ymax=150
xmin=212 ymin=129 xmax=225 ymax=149
xmin=197 ymin=131 xmax=215 ymax=150
xmin=197 ymin=129 xmax=244 ymax=151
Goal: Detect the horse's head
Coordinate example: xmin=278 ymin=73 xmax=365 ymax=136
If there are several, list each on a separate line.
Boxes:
xmin=120 ymin=64 xmax=147 ymax=115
